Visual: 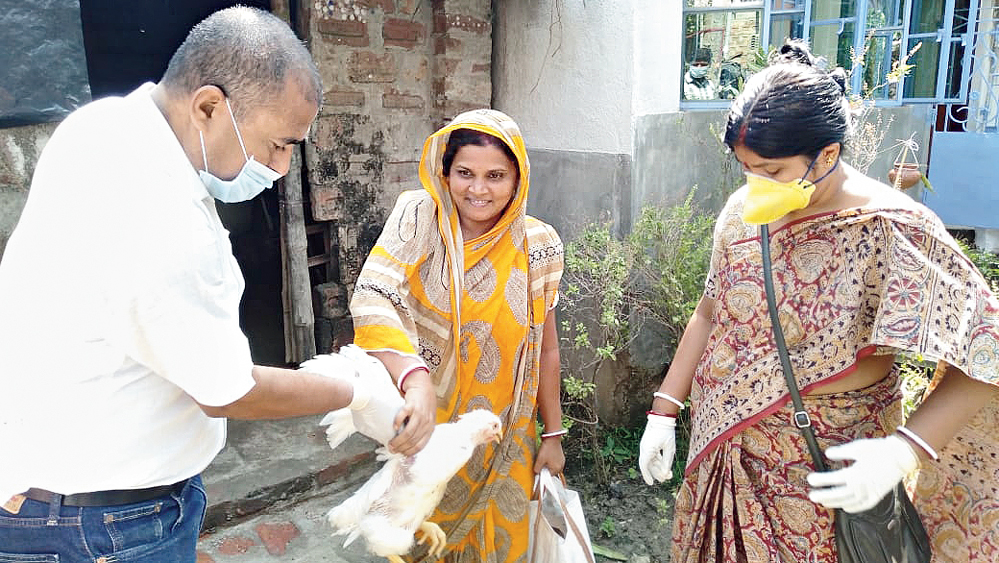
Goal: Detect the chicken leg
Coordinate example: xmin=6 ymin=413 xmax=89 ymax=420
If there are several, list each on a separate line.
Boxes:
xmin=383 ymin=522 xmax=447 ymax=563
xmin=416 ymin=521 xmax=447 ymax=557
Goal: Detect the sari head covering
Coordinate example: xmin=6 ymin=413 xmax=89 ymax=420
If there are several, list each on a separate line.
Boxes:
xmin=351 ymin=109 xmax=563 ymax=562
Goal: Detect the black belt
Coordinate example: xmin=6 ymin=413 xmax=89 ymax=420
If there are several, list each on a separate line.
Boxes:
xmin=23 ymin=480 xmax=186 ymax=507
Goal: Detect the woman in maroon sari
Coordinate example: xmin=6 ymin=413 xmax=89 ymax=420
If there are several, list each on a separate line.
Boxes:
xmin=638 ymin=41 xmax=999 ymax=562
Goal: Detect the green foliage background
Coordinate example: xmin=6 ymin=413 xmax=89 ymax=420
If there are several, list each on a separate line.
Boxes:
xmin=559 ymin=192 xmax=714 ymax=484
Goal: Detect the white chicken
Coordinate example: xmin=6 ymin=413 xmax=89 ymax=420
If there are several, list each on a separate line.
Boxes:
xmin=302 ymin=347 xmax=504 ymax=563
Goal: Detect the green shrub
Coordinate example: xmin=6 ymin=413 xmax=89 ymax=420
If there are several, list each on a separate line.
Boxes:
xmin=558 ymin=193 xmax=715 ymax=484
xmin=955 ymin=237 xmax=999 ymax=293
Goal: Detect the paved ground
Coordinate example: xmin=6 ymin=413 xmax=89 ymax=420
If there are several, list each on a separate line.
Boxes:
xmin=197 ymin=479 xmax=383 ymax=562
xmin=196 ymin=415 xmax=384 ymax=562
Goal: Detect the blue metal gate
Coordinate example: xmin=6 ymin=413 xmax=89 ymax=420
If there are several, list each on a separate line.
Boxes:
xmin=923 ymin=16 xmax=999 ymax=229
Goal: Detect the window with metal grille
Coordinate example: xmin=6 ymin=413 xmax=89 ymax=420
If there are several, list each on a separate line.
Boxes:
xmin=680 ymin=0 xmax=984 ymax=108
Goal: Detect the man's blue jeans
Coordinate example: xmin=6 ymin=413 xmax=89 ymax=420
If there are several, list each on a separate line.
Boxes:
xmin=0 ymin=475 xmax=206 ymax=562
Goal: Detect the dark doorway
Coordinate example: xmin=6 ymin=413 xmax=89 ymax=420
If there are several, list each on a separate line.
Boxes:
xmin=79 ymin=0 xmax=270 ymax=99
xmin=218 ymin=192 xmax=288 ymax=366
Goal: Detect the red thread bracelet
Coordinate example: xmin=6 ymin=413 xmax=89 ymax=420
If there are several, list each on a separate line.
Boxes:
xmin=646 ymin=410 xmax=677 ymax=418
xmin=397 ymin=365 xmax=429 ymax=392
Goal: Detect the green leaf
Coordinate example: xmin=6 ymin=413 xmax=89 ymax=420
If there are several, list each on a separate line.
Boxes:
xmin=919 ymin=173 xmax=934 ymax=193
xmin=591 ymin=543 xmax=629 ymax=561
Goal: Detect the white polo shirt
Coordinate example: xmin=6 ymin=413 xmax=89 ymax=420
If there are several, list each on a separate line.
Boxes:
xmin=0 ymin=83 xmax=256 ymax=501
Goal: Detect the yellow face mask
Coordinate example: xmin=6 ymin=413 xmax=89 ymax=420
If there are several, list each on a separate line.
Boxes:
xmin=740 ymin=158 xmax=837 ymax=225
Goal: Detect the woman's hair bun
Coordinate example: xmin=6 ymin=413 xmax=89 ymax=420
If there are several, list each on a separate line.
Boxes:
xmin=769 ymin=39 xmax=847 ymax=95
xmin=827 ymin=67 xmax=848 ymax=94
xmin=771 ymin=39 xmax=817 ymax=67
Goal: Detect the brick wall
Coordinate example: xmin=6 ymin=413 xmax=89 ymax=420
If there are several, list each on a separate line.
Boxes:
xmin=302 ymin=0 xmax=492 ymax=350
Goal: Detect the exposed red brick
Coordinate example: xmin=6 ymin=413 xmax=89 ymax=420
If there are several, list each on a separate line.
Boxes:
xmin=349 ymin=52 xmax=397 ymax=83
xmin=195 ymin=552 xmax=216 ymax=563
xmin=445 ymin=99 xmax=485 ymax=116
xmin=442 ymin=58 xmax=460 ymax=75
xmin=324 ymin=89 xmax=365 ymax=107
xmin=433 ymin=13 xmax=447 ymax=34
xmin=383 ymin=18 xmax=424 ymax=48
xmin=255 ymin=522 xmax=300 ymax=556
xmin=358 ymin=0 xmax=394 ymax=12
xmin=317 ymin=18 xmax=365 ymax=36
xmin=217 ymin=535 xmax=255 ymax=556
xmin=315 ymin=462 xmax=347 ymax=487
xmin=398 ymin=0 xmax=419 ymax=15
xmin=310 ymin=185 xmax=342 ymax=222
xmin=321 ymin=33 xmax=370 ymax=48
xmin=383 ymin=91 xmax=425 ymax=109
xmin=434 ymin=35 xmax=461 ymax=55
xmin=471 ymin=62 xmax=490 ymax=74
xmin=316 ymin=18 xmax=370 ymax=47
xmin=432 ymin=77 xmax=447 ymax=110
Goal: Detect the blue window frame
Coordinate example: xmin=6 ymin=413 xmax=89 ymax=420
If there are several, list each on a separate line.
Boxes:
xmin=680 ymin=0 xmax=982 ymax=108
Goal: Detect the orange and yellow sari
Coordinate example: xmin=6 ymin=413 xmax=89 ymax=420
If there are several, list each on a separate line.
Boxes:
xmin=350 ymin=109 xmax=562 ymax=562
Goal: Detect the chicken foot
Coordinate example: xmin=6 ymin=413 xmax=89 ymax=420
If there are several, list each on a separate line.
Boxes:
xmin=384 ymin=522 xmax=446 ymax=563
xmin=416 ymin=521 xmax=447 ymax=557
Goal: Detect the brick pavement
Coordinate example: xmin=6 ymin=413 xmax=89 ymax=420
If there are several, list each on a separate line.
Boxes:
xmin=197 ymin=480 xmax=383 ymax=563
xmin=197 ymin=415 xmax=383 ymax=562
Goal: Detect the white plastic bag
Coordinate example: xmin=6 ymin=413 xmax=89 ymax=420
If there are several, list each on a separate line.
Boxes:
xmin=527 ymin=468 xmax=595 ymax=563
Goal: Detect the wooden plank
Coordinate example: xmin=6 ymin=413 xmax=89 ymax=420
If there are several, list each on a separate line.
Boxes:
xmin=279 ymin=148 xmax=317 ymax=363
xmin=307 ymin=254 xmax=330 ymax=267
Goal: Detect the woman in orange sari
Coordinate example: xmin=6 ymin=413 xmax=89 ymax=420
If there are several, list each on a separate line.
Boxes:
xmin=638 ymin=41 xmax=999 ymax=562
xmin=350 ymin=109 xmax=566 ymax=562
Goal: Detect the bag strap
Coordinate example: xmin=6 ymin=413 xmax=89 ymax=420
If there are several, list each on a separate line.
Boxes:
xmin=559 ymin=497 xmax=596 ymax=563
xmin=534 ymin=469 xmax=596 ymax=563
xmin=760 ymin=224 xmax=828 ymax=473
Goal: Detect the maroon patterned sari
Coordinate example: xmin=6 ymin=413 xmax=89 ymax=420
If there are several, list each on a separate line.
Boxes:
xmin=672 ymin=191 xmax=999 ymax=563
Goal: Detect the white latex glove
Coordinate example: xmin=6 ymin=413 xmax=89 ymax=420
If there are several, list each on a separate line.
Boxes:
xmin=305 ymin=345 xmax=405 ymax=446
xmin=806 ymin=434 xmax=919 ymax=513
xmin=339 ymin=345 xmax=405 ymax=446
xmin=638 ymin=413 xmax=676 ymax=486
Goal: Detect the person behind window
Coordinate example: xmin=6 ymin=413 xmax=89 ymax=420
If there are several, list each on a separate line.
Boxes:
xmin=639 ymin=40 xmax=999 ymax=562
xmin=683 ymin=47 xmax=718 ymax=101
xmin=717 ymin=55 xmax=744 ymax=99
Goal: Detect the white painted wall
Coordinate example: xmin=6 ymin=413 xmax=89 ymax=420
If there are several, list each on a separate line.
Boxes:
xmin=493 ymin=1 xmax=635 ymax=154
xmin=632 ymin=0 xmax=682 ymax=117
xmin=494 ymin=1 xmax=685 ymax=154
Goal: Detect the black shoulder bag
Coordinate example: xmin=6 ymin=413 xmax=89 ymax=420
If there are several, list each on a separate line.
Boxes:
xmin=759 ymin=224 xmax=931 ymax=563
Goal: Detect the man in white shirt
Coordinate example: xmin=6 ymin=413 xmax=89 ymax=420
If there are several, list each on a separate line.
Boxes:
xmin=0 ymin=7 xmax=387 ymax=562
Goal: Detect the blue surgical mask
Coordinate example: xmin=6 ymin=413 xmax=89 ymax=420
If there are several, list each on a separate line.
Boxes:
xmin=198 ymin=98 xmax=282 ymax=203
xmin=690 ymin=66 xmax=708 ymax=79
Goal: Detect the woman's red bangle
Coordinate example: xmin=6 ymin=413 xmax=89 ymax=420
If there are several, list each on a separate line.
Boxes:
xmin=646 ymin=410 xmax=677 ymax=418
xmin=397 ymin=365 xmax=429 ymax=392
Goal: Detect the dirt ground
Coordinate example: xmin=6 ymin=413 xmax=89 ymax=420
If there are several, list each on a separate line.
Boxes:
xmin=566 ymin=466 xmax=675 ymax=563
